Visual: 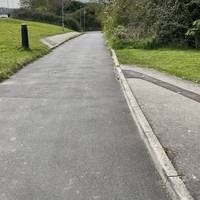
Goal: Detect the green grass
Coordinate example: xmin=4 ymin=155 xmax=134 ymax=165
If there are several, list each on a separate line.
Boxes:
xmin=0 ymin=18 xmax=71 ymax=81
xmin=116 ymin=48 xmax=200 ymax=83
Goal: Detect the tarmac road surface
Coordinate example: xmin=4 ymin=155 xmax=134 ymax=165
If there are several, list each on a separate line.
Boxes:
xmin=0 ymin=32 xmax=169 ymax=200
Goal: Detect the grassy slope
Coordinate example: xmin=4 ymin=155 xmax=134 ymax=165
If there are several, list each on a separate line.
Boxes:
xmin=116 ymin=48 xmax=200 ymax=83
xmin=0 ymin=18 xmax=71 ymax=80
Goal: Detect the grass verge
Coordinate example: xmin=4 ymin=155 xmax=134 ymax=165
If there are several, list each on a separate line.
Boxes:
xmin=0 ymin=18 xmax=71 ymax=81
xmin=116 ymin=48 xmax=200 ymax=83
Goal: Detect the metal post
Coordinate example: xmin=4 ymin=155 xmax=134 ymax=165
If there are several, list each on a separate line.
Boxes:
xmin=21 ymin=24 xmax=29 ymax=49
xmin=61 ymin=0 xmax=64 ymax=31
xmin=7 ymin=0 xmax=9 ymax=8
xmin=80 ymin=9 xmax=82 ymax=32
xmin=83 ymin=8 xmax=86 ymax=32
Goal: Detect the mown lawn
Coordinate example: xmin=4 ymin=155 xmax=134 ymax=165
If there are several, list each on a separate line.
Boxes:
xmin=0 ymin=18 xmax=71 ymax=81
xmin=116 ymin=48 xmax=200 ymax=83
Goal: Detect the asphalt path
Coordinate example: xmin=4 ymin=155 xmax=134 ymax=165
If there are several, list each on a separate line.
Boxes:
xmin=0 ymin=32 xmax=169 ymax=200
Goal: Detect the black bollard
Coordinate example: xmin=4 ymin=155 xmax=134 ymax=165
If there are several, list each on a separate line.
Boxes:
xmin=21 ymin=24 xmax=29 ymax=49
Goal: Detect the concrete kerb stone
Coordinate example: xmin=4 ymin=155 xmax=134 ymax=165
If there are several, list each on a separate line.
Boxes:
xmin=41 ymin=32 xmax=83 ymax=50
xmin=110 ymin=48 xmax=194 ymax=200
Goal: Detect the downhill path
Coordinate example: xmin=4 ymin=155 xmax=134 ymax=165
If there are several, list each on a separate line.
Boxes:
xmin=0 ymin=33 xmax=169 ymax=200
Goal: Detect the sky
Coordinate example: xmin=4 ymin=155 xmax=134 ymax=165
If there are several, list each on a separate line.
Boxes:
xmin=0 ymin=0 xmax=19 ymax=8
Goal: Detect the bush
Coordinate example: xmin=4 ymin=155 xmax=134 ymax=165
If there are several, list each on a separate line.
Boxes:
xmin=186 ymin=19 xmax=200 ymax=48
xmin=102 ymin=0 xmax=200 ymax=49
xmin=105 ymin=24 xmax=159 ymax=49
xmin=113 ymin=25 xmax=129 ymax=39
xmin=111 ymin=37 xmax=159 ymax=49
xmin=12 ymin=8 xmax=81 ymax=31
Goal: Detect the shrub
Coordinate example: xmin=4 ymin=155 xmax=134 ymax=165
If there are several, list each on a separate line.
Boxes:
xmin=113 ymin=25 xmax=129 ymax=39
xmin=105 ymin=24 xmax=159 ymax=49
xmin=112 ymin=37 xmax=159 ymax=49
xmin=186 ymin=19 xmax=200 ymax=48
xmin=11 ymin=8 xmax=81 ymax=31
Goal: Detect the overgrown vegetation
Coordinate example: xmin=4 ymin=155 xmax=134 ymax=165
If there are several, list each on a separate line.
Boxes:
xmin=102 ymin=0 xmax=200 ymax=49
xmin=12 ymin=0 xmax=102 ymax=31
xmin=0 ymin=18 xmax=71 ymax=81
xmin=101 ymin=0 xmax=200 ymax=82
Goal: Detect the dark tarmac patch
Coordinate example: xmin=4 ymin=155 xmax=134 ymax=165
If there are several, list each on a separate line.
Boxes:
xmin=123 ymin=70 xmax=200 ymax=103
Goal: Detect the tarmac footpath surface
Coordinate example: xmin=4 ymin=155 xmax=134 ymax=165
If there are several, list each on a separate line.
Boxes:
xmin=0 ymin=33 xmax=169 ymax=200
xmin=122 ymin=65 xmax=200 ymax=200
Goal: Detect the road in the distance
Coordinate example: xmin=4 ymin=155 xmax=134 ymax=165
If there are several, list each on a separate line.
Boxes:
xmin=0 ymin=33 xmax=169 ymax=200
